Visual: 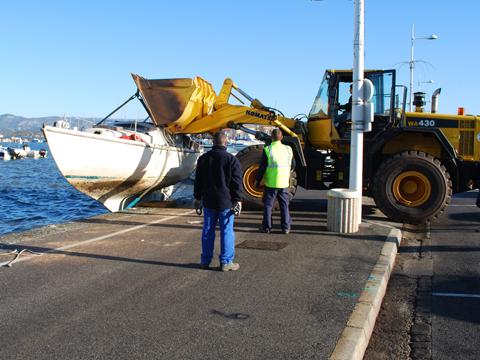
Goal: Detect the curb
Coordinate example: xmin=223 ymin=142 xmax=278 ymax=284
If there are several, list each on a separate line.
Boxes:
xmin=330 ymin=227 xmax=402 ymax=360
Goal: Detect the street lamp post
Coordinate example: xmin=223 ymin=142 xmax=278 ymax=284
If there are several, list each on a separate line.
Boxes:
xmin=409 ymin=24 xmax=438 ymax=111
xmin=417 ymin=79 xmax=434 ymax=87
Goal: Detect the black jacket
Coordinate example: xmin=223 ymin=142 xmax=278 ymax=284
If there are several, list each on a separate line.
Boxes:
xmin=339 ymin=96 xmax=352 ymax=112
xmin=194 ymin=145 xmax=243 ymax=210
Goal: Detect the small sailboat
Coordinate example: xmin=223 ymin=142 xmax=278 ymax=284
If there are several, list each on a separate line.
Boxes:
xmin=43 ymin=73 xmax=204 ymax=211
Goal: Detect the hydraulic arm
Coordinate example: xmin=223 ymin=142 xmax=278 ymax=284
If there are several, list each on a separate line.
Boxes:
xmin=132 ymin=73 xmax=299 ymax=137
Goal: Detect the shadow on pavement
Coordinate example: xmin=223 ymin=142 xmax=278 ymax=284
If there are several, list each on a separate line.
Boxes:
xmin=448 ymin=211 xmax=480 ymax=222
xmin=452 ymin=191 xmax=478 ymax=199
xmin=399 ymin=245 xmax=480 ymax=254
xmin=432 ymin=275 xmax=480 ymax=324
xmin=0 ymin=243 xmax=202 ymax=270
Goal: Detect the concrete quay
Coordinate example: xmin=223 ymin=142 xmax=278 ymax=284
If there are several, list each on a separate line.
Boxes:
xmin=0 ymin=190 xmax=400 ymax=359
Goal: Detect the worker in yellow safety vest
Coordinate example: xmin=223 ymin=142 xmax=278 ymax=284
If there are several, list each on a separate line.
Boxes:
xmin=255 ymin=128 xmax=295 ymax=234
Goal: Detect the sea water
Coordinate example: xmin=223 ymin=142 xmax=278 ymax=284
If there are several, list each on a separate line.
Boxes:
xmin=0 ymin=143 xmax=107 ymax=237
xmin=0 ymin=142 xmax=243 ymax=237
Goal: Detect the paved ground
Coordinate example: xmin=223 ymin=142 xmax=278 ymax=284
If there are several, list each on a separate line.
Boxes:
xmin=365 ymin=190 xmax=480 ymax=360
xmin=0 ymin=190 xmax=390 ymax=359
xmin=431 ymin=191 xmax=480 ymax=360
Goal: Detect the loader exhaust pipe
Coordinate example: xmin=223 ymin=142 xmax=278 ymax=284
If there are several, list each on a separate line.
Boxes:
xmin=431 ymin=88 xmax=442 ymax=113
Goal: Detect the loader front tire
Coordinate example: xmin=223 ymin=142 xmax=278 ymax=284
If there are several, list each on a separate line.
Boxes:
xmin=372 ymin=151 xmax=451 ymax=224
xmin=236 ymin=145 xmax=297 ymax=210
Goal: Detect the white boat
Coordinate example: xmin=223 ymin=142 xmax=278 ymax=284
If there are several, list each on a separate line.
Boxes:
xmin=4 ymin=147 xmax=27 ymax=159
xmin=43 ymin=122 xmax=200 ymax=212
xmin=197 ymin=138 xmax=213 ymax=148
xmin=43 ymin=74 xmax=204 ymax=212
xmin=1 ymin=144 xmax=48 ymax=160
xmin=0 ymin=146 xmax=11 ymax=160
xmin=232 ymin=138 xmax=263 ymax=149
xmin=22 ymin=144 xmax=48 ymax=159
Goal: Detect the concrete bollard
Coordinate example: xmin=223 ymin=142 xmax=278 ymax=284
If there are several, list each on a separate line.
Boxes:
xmin=327 ymin=188 xmax=360 ymax=233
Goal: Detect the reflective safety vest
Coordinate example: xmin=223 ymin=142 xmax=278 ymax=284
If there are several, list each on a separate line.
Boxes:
xmin=263 ymin=141 xmax=293 ymax=188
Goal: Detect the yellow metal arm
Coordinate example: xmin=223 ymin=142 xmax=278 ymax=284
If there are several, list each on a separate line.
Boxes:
xmin=164 ymin=76 xmax=298 ymax=137
xmin=133 ymin=73 xmax=299 ymax=137
xmin=167 ymin=103 xmax=298 ymax=136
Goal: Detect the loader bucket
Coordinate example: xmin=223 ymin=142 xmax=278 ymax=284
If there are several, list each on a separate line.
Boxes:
xmin=132 ymin=74 xmax=215 ymax=128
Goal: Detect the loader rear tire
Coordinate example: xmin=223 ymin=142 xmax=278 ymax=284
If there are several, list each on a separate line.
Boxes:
xmin=372 ymin=151 xmax=451 ymax=224
xmin=236 ymin=145 xmax=297 ymax=210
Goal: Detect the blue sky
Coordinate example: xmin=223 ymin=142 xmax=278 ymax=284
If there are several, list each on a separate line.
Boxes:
xmin=1 ymin=0 xmax=479 ymax=119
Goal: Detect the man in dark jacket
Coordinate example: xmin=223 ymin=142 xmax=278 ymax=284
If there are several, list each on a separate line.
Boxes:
xmin=194 ymin=132 xmax=243 ymax=271
xmin=336 ymin=83 xmax=353 ymax=136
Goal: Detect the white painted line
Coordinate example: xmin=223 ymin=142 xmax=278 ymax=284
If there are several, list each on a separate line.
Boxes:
xmin=0 ymin=209 xmax=195 ymax=267
xmin=432 ymin=292 xmax=480 ymax=299
xmin=448 ymin=204 xmax=477 ymax=207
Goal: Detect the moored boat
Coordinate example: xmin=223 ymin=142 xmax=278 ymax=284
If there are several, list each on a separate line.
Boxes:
xmin=0 ymin=146 xmax=11 ymax=160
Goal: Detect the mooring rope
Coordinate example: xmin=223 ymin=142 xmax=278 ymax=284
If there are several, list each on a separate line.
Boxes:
xmin=0 ymin=249 xmax=42 ymax=268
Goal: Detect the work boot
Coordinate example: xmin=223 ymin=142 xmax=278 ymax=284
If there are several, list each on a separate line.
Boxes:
xmin=259 ymin=227 xmax=271 ymax=234
xmin=221 ymin=262 xmax=240 ymax=272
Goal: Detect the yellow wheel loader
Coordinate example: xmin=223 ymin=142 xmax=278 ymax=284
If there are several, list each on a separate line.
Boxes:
xmin=131 ymin=70 xmax=480 ymax=224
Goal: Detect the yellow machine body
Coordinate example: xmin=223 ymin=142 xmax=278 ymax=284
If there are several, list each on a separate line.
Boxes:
xmin=130 ymin=69 xmax=480 ymax=224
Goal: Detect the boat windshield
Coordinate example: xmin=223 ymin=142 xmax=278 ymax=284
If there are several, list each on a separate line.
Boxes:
xmin=308 ymin=74 xmax=329 ymax=119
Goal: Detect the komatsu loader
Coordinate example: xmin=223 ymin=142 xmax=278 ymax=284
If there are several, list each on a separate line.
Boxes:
xmin=132 ymin=70 xmax=480 ymax=224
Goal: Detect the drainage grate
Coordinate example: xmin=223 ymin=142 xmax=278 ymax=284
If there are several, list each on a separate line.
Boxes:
xmin=236 ymin=240 xmax=288 ymax=251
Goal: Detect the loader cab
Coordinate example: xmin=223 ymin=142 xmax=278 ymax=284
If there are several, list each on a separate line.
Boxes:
xmin=307 ymin=69 xmax=398 ymax=148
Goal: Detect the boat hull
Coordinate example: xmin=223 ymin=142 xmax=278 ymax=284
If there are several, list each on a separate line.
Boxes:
xmin=43 ymin=125 xmax=200 ymax=211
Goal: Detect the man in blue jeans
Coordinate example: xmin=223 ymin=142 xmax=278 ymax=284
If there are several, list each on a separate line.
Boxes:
xmin=194 ymin=132 xmax=243 ymax=271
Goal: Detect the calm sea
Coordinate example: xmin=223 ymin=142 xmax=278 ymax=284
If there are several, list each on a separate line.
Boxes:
xmin=0 ymin=142 xmax=243 ymax=238
xmin=0 ymin=142 xmax=107 ymax=237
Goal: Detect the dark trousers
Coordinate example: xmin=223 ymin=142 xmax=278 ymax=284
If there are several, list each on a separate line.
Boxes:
xmin=477 ymin=190 xmax=480 ymax=208
xmin=262 ymin=187 xmax=291 ymax=231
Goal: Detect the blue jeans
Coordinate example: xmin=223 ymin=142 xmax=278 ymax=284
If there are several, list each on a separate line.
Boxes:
xmin=201 ymin=208 xmax=235 ymax=265
xmin=262 ymin=187 xmax=291 ymax=231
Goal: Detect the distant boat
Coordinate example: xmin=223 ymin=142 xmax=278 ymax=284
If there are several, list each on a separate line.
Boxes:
xmin=43 ymin=73 xmax=205 ymax=211
xmin=0 ymin=146 xmax=11 ymax=160
xmin=0 ymin=144 xmax=48 ymax=160
xmin=231 ymin=138 xmax=263 ymax=149
xmin=22 ymin=144 xmax=48 ymax=159
xmin=3 ymin=146 xmax=28 ymax=160
xmin=197 ymin=138 xmax=213 ymax=148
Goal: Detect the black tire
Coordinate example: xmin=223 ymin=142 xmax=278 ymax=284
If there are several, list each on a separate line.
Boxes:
xmin=236 ymin=145 xmax=297 ymax=209
xmin=372 ymin=151 xmax=451 ymax=224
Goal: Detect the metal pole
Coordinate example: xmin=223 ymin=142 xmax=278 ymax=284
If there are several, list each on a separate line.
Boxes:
xmin=409 ymin=24 xmax=415 ymax=112
xmin=349 ymin=0 xmax=364 ymax=224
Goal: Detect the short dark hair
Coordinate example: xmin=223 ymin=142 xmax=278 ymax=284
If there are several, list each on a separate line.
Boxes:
xmin=213 ymin=131 xmax=227 ymax=146
xmin=271 ymin=128 xmax=283 ymax=141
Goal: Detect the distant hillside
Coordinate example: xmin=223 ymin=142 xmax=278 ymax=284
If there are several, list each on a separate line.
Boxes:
xmin=0 ymin=114 xmax=115 ymax=136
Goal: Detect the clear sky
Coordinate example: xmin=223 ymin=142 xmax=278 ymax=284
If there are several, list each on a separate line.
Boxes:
xmin=1 ymin=0 xmax=479 ymax=119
